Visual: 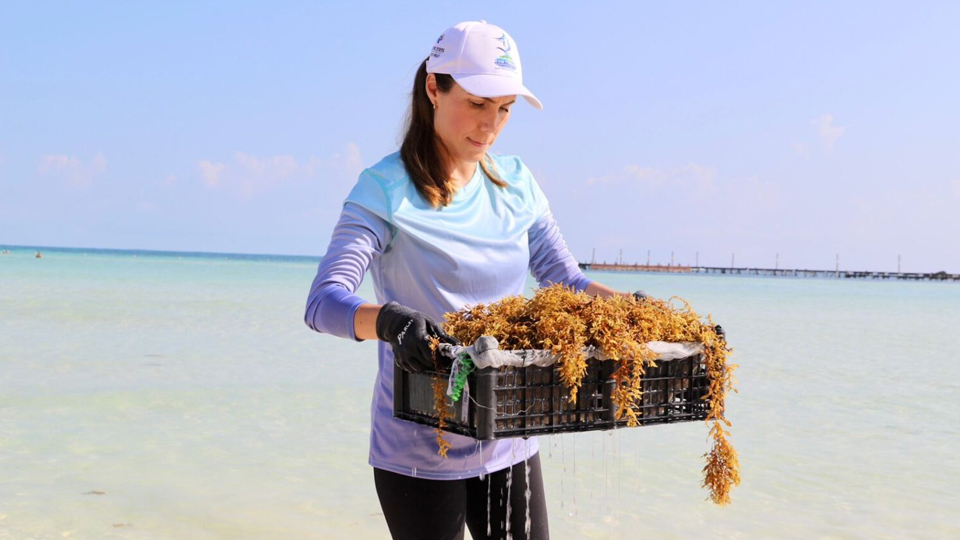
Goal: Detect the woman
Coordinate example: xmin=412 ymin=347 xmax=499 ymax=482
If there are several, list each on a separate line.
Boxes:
xmin=305 ymin=20 xmax=630 ymax=540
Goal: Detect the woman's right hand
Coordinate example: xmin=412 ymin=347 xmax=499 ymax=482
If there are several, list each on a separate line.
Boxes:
xmin=375 ymin=302 xmax=459 ymax=373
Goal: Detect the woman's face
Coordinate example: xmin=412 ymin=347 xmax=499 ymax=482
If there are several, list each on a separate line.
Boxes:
xmin=427 ymin=74 xmax=516 ymax=169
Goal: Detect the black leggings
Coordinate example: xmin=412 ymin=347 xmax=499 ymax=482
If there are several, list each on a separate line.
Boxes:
xmin=373 ymin=453 xmax=549 ymax=540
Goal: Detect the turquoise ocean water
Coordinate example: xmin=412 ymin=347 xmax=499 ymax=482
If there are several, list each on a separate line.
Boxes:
xmin=1 ymin=245 xmax=958 ymax=539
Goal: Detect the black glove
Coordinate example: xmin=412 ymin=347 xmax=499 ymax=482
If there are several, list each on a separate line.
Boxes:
xmin=632 ymin=290 xmax=648 ymax=301
xmin=376 ymin=301 xmax=459 ymax=373
xmin=714 ymin=325 xmax=726 ymax=341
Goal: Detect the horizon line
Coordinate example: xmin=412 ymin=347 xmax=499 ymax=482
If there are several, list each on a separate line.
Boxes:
xmin=2 ymin=242 xmax=956 ymax=276
xmin=0 ymin=243 xmax=322 ymax=261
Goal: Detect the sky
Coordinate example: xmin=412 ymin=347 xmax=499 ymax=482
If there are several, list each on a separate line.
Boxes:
xmin=2 ymin=1 xmax=959 ymax=272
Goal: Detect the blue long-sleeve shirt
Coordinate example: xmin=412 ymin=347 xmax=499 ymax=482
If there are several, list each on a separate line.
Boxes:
xmin=305 ymin=152 xmax=592 ymax=480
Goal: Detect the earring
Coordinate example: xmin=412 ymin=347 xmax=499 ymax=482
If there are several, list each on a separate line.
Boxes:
xmin=432 ymin=102 xmax=437 ymax=110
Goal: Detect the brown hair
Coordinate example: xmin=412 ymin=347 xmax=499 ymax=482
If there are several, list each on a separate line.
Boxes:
xmin=400 ymin=59 xmax=507 ymax=208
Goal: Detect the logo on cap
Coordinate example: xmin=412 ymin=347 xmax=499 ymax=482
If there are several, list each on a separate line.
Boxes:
xmin=431 ymin=34 xmax=446 ymax=58
xmin=430 ymin=33 xmax=446 ymax=58
xmin=493 ymin=33 xmax=517 ymax=71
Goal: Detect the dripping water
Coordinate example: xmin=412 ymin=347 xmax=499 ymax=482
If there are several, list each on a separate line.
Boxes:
xmin=505 ymin=463 xmax=513 ymax=538
xmin=603 ymin=431 xmax=607 ymax=501
xmin=616 ymin=430 xmax=622 ymax=515
xmin=505 ymin=440 xmax=515 ymax=539
xmin=571 ymin=435 xmax=577 ymax=516
xmin=487 ymin=473 xmax=492 ymax=537
xmin=524 ymin=444 xmax=532 ymax=537
xmin=588 ymin=434 xmax=594 ymax=503
xmin=559 ymin=434 xmax=566 ymax=513
xmin=479 ymin=440 xmax=491 ymax=536
xmin=634 ymin=426 xmax=640 ymax=473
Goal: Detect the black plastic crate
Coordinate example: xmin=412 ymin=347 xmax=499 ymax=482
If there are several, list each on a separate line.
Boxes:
xmin=394 ymin=352 xmax=710 ymax=440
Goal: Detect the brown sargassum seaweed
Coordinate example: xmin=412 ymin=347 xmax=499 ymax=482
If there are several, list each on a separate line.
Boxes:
xmin=432 ymin=283 xmax=740 ymax=505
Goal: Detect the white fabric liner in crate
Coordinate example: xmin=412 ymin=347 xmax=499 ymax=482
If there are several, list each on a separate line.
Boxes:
xmin=439 ymin=336 xmax=703 ymax=420
xmin=439 ymin=335 xmax=702 ymax=370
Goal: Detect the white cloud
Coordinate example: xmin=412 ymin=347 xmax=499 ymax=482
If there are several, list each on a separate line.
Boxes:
xmin=589 ymin=162 xmax=718 ymax=197
xmin=327 ymin=142 xmax=363 ymax=176
xmin=584 ymin=162 xmax=781 ymax=221
xmin=233 ymin=152 xmax=308 ymax=198
xmin=234 ymin=153 xmax=300 ymax=180
xmin=622 ymin=165 xmax=660 ymax=185
xmin=813 ymin=114 xmax=844 ymax=149
xmin=196 ymin=143 xmax=363 ymax=198
xmin=584 ymin=172 xmax=619 ymax=185
xmin=198 ymin=160 xmax=225 ymax=187
xmin=37 ymin=153 xmax=107 ymax=188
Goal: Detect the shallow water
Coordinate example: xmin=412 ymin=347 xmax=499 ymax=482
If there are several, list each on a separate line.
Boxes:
xmin=1 ymin=246 xmax=958 ymax=539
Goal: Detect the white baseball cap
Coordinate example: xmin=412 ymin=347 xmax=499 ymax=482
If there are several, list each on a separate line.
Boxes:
xmin=426 ymin=20 xmax=543 ymax=110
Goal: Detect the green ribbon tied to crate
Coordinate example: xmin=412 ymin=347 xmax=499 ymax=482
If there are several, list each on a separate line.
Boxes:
xmin=446 ymin=352 xmax=476 ymax=402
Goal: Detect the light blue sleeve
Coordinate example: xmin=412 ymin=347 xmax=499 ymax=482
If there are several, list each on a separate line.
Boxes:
xmin=521 ymin=163 xmax=593 ymax=292
xmin=528 ymin=209 xmax=593 ymax=292
xmin=304 ymin=171 xmax=394 ymax=341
